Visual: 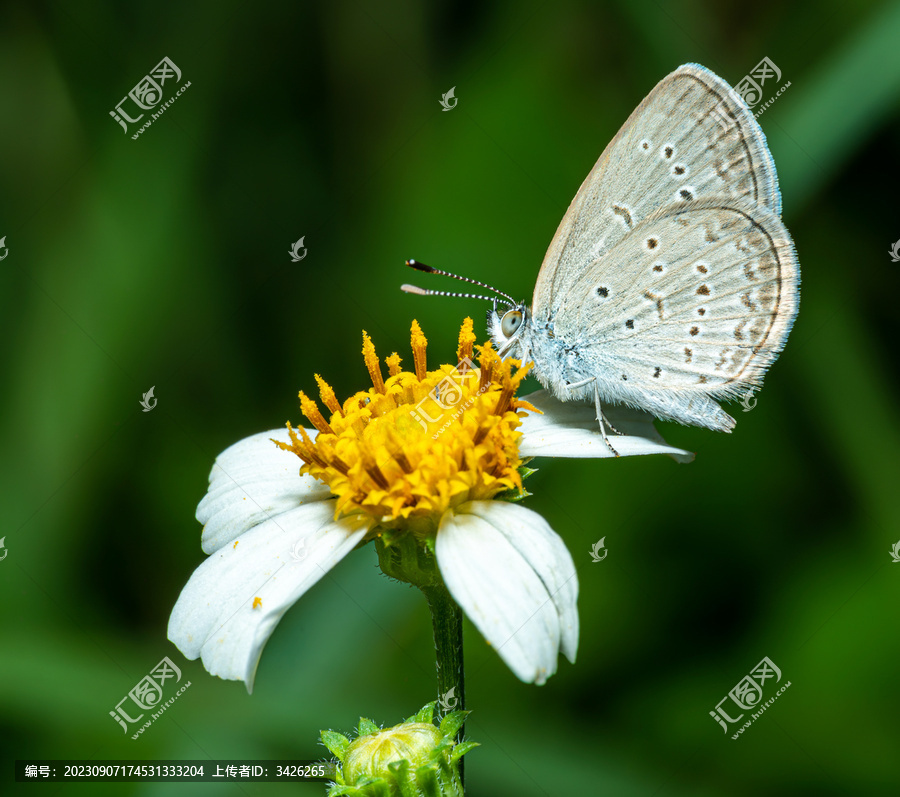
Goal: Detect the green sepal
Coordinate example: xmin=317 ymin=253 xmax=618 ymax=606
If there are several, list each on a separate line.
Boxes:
xmin=407 ymin=701 xmax=436 ymax=724
xmin=519 ymin=463 xmax=538 ymax=480
xmin=449 ymin=740 xmax=479 ymax=763
xmin=438 ymin=710 xmax=469 ymax=739
xmin=358 ymin=717 xmax=379 ymax=736
xmin=492 ymin=464 xmax=535 ymax=502
xmin=321 ymin=730 xmax=351 ymax=759
xmin=388 ymin=759 xmax=418 ymax=797
xmin=375 ymin=532 xmax=442 ymax=588
xmin=325 ymin=785 xmax=357 ymax=796
xmin=415 ymin=766 xmax=441 ymax=797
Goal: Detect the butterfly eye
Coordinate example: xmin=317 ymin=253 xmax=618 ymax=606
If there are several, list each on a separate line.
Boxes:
xmin=501 ymin=310 xmax=523 ymax=337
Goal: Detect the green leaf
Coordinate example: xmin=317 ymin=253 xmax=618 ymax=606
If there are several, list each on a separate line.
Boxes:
xmin=358 ymin=717 xmax=379 ymax=735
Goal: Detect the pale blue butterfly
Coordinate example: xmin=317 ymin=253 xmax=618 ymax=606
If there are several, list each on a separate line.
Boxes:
xmin=403 ymin=64 xmax=800 ymax=454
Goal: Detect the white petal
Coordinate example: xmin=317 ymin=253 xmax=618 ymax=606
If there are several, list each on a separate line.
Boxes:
xmin=436 ymin=501 xmax=571 ymax=684
xmin=197 ymin=428 xmax=332 ymax=554
xmin=518 ymin=389 xmax=694 ymax=463
xmin=460 ymin=501 xmax=578 ymax=663
xmin=168 ymin=500 xmax=371 ymax=692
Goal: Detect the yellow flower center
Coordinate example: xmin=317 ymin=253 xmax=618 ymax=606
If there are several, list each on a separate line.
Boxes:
xmin=276 ymin=318 xmax=534 ymax=532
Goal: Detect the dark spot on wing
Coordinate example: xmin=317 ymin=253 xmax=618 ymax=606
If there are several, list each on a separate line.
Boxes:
xmin=596 ymin=286 xmax=609 ymax=298
xmin=612 ymin=204 xmax=633 ymax=228
xmin=644 ymin=290 xmax=665 ymax=320
xmin=625 ymin=319 xmax=634 ymax=329
xmin=690 ymin=326 xmax=699 ymax=336
xmin=697 ymin=285 xmax=710 ymax=296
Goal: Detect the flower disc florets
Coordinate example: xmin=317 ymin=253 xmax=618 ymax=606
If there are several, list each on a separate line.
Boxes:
xmin=277 ymin=319 xmax=533 ymax=533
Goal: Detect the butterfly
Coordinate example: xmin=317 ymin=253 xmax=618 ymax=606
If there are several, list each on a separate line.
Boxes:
xmin=403 ymin=63 xmax=800 ymax=454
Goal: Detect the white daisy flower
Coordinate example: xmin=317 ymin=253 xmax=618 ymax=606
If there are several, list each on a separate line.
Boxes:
xmin=168 ymin=319 xmax=690 ymax=691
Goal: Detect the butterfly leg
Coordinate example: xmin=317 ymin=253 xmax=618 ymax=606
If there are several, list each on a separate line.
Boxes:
xmin=563 ymin=378 xmax=621 ymax=456
xmin=592 ymin=382 xmax=621 ymax=458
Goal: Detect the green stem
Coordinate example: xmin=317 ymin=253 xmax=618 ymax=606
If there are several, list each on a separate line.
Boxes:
xmin=422 ymin=584 xmax=465 ymax=785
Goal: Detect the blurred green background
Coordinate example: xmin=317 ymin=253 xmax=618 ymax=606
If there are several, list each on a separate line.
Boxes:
xmin=2 ymin=0 xmax=900 ymax=794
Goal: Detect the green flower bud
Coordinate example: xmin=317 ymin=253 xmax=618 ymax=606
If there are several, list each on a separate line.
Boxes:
xmin=344 ymin=722 xmax=443 ymax=783
xmin=320 ymin=702 xmax=477 ymax=797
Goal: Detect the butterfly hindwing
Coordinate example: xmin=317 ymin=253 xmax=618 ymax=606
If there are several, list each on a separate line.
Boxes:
xmin=546 ymin=198 xmax=798 ymax=429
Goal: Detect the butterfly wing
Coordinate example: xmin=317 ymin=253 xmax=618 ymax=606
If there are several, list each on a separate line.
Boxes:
xmin=533 ymin=63 xmax=782 ymax=321
xmin=552 ymin=198 xmax=799 ymax=430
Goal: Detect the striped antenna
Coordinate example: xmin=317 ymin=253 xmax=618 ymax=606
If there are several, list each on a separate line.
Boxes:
xmin=403 ymin=259 xmax=517 ymax=307
xmin=401 ymin=284 xmax=501 ymax=303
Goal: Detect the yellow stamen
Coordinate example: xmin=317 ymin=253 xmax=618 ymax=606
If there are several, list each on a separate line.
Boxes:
xmin=315 ymin=374 xmax=343 ymax=416
xmin=457 ymin=317 xmax=476 ymax=363
xmin=299 ymin=391 xmax=334 ymax=435
xmin=477 ymin=342 xmax=498 ymax=392
xmin=411 ymin=320 xmax=428 ymax=380
xmin=362 ymin=332 xmax=386 ymax=394
xmin=386 ymin=353 xmax=403 ymax=377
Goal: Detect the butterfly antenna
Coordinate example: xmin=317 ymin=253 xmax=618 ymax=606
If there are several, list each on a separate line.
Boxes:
xmin=402 ymin=259 xmax=517 ymax=307
xmin=401 ymin=283 xmax=505 ymax=304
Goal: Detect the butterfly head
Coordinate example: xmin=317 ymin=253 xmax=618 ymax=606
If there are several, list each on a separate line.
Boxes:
xmin=487 ymin=300 xmax=529 ymax=359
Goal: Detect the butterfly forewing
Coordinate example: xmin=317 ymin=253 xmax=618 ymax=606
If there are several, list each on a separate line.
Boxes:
xmin=533 ymin=63 xmax=782 ymax=320
xmin=566 ymin=198 xmax=798 ymax=413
